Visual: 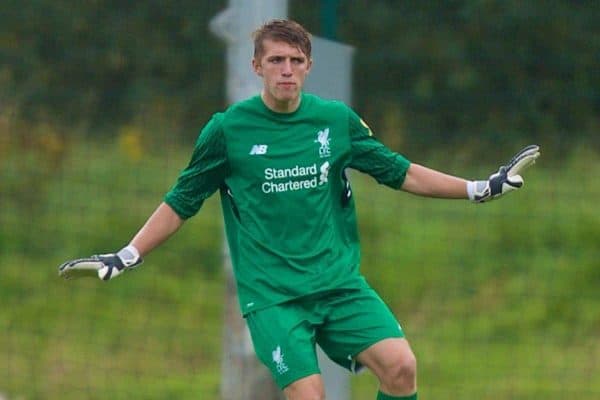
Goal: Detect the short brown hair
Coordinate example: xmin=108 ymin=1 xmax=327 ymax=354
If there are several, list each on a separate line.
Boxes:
xmin=252 ymin=19 xmax=312 ymax=59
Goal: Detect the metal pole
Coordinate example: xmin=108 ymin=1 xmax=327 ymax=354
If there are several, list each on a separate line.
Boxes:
xmin=212 ymin=3 xmax=288 ymax=399
xmin=211 ymin=2 xmax=352 ymax=398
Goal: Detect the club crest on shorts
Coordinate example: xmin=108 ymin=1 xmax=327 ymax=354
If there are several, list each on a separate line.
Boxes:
xmin=272 ymin=345 xmax=289 ymax=374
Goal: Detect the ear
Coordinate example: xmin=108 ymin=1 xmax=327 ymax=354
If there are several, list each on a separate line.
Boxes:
xmin=306 ymin=57 xmax=313 ymax=75
xmin=252 ymin=58 xmax=263 ymax=77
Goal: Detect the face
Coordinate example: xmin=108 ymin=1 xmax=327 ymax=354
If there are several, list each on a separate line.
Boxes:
xmin=252 ymin=39 xmax=312 ymax=113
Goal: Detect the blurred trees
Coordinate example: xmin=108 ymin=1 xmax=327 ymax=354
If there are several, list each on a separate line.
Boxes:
xmin=2 ymin=0 xmax=599 ymax=155
xmin=295 ymin=0 xmax=600 ymax=155
xmin=1 ymin=0 xmax=226 ymax=136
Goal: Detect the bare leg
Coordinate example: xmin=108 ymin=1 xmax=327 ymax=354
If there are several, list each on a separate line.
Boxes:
xmin=357 ymin=338 xmax=417 ymax=396
xmin=283 ymin=374 xmax=326 ymax=400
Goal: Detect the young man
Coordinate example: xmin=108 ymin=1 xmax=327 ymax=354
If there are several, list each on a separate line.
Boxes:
xmin=60 ymin=20 xmax=539 ymax=400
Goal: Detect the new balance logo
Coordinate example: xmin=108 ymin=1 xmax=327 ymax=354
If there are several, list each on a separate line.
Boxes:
xmin=249 ymin=144 xmax=268 ymax=155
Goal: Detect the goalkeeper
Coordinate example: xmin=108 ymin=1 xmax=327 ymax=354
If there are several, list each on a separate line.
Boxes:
xmin=59 ymin=19 xmax=540 ymax=400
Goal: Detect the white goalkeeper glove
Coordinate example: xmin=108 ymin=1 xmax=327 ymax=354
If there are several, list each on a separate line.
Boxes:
xmin=58 ymin=245 xmax=143 ymax=280
xmin=467 ymin=145 xmax=540 ymax=203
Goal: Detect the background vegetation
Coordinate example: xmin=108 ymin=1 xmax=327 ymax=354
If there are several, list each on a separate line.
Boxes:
xmin=1 ymin=1 xmax=598 ymax=399
xmin=1 ymin=138 xmax=598 ymax=399
xmin=2 ymin=1 xmax=598 ymax=153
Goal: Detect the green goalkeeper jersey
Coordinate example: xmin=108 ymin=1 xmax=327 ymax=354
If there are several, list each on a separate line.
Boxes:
xmin=164 ymin=93 xmax=411 ymax=315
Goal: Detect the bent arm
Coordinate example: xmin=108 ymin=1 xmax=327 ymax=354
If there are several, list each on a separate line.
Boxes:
xmin=400 ymin=163 xmax=468 ymax=199
xmin=130 ymin=202 xmax=185 ymax=256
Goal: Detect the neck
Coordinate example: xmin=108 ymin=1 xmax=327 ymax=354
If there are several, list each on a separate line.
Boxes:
xmin=261 ymin=91 xmax=301 ymax=113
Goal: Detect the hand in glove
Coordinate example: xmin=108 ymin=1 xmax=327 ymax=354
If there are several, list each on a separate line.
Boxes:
xmin=467 ymin=145 xmax=540 ymax=203
xmin=58 ymin=245 xmax=142 ymax=280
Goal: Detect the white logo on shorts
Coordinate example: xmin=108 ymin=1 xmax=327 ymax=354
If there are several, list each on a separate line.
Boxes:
xmin=272 ymin=345 xmax=289 ymax=375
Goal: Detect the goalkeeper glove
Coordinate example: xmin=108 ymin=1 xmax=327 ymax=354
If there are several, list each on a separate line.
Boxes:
xmin=58 ymin=244 xmax=143 ymax=280
xmin=467 ymin=145 xmax=540 ymax=203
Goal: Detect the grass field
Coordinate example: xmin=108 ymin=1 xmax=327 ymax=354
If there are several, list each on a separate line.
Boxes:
xmin=1 ymin=136 xmax=598 ymax=399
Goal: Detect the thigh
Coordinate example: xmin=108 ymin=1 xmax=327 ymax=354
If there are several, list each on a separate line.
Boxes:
xmin=246 ymin=302 xmax=321 ymax=390
xmin=316 ymin=288 xmax=405 ymax=372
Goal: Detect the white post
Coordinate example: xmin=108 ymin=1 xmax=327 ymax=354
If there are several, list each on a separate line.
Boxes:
xmin=304 ymin=36 xmax=354 ymax=400
xmin=212 ymin=3 xmax=288 ymax=399
xmin=211 ymin=2 xmax=352 ymax=398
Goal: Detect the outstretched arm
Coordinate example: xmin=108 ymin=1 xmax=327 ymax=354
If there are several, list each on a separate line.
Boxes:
xmin=59 ymin=113 xmax=228 ymax=281
xmin=59 ymin=202 xmax=185 ymax=280
xmin=401 ymin=163 xmax=469 ymax=199
xmin=130 ymin=202 xmax=185 ymax=257
xmin=400 ymin=145 xmax=540 ymax=202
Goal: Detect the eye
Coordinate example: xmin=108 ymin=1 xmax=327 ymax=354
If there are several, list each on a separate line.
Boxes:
xmin=291 ymin=57 xmax=305 ymax=64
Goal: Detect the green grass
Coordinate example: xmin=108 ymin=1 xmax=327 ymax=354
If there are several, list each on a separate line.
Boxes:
xmin=350 ymin=149 xmax=600 ymax=398
xmin=1 ymin=137 xmax=598 ymax=399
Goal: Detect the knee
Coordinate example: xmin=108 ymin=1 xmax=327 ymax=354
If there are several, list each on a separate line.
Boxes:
xmin=284 ymin=375 xmax=325 ymax=400
xmin=285 ymin=387 xmax=325 ymax=400
xmin=384 ymin=351 xmax=417 ymax=392
xmin=291 ymin=393 xmax=324 ymax=400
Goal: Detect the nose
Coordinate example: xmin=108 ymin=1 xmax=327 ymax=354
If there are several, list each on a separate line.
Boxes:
xmin=281 ymin=59 xmax=292 ymax=76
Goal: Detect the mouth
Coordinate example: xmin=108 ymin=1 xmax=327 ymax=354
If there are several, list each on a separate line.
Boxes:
xmin=277 ymin=82 xmax=296 ymax=88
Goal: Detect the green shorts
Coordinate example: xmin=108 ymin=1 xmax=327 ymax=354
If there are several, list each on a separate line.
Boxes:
xmin=246 ymin=288 xmax=404 ymax=389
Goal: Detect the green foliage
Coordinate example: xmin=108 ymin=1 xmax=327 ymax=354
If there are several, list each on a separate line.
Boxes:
xmin=2 ymin=1 xmax=598 ymax=153
xmin=350 ymin=150 xmax=600 ymax=397
xmin=0 ymin=139 xmax=598 ymax=399
xmin=293 ymin=0 xmax=600 ymax=155
xmin=1 ymin=1 xmax=599 ymax=396
xmin=1 ymin=0 xmax=226 ymax=136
